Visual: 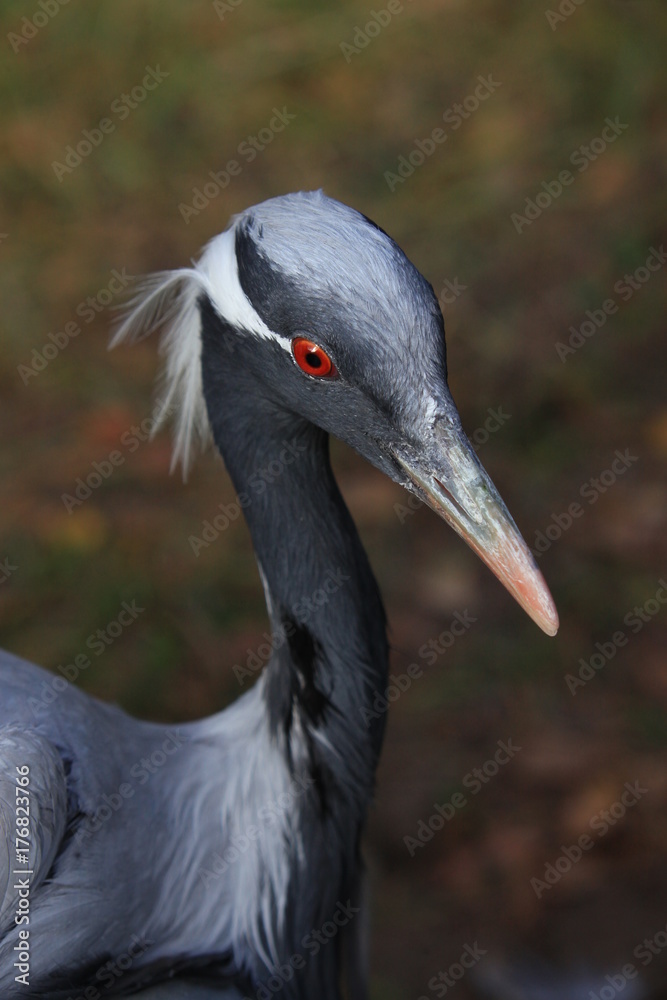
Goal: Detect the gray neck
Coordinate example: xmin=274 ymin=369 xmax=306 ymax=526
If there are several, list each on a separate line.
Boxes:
xmin=199 ymin=297 xmax=389 ymax=813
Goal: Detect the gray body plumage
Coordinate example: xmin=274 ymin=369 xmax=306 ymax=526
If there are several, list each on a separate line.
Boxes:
xmin=0 ymin=193 xmax=401 ymax=998
xmin=0 ymin=623 xmax=374 ymax=996
xmin=0 ymin=191 xmax=557 ymax=997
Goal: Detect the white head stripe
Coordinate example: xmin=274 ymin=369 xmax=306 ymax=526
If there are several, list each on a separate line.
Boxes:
xmin=198 ymin=227 xmax=291 ymax=353
xmin=110 ymin=219 xmax=290 ymax=477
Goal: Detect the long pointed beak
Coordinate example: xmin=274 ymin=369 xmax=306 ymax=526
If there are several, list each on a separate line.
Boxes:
xmin=394 ymin=416 xmax=559 ymax=637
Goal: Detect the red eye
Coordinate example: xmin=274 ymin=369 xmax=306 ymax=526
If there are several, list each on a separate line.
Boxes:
xmin=291 ymin=337 xmax=337 ymax=378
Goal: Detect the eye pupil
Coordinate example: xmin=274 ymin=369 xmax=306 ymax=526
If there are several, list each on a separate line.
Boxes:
xmin=291 ymin=337 xmax=337 ymax=379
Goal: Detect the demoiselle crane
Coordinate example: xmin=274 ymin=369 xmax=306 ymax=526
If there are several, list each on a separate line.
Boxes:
xmin=0 ymin=191 xmax=558 ymax=998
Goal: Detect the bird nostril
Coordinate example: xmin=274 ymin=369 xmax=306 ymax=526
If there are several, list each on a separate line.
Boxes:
xmin=434 ymin=477 xmax=469 ymax=522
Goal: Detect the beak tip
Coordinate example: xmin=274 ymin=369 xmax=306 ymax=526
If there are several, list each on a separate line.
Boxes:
xmin=394 ymin=443 xmax=561 ymax=638
xmin=532 ymin=593 xmax=559 ymax=638
xmin=542 ymin=616 xmax=559 ymax=638
xmin=511 ymin=563 xmax=559 ymax=638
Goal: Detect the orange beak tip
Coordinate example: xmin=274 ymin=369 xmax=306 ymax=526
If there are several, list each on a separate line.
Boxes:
xmin=541 ymin=609 xmax=560 ymax=638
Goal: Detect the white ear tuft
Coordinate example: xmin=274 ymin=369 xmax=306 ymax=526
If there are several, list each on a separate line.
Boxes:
xmin=110 ymin=267 xmax=211 ymax=478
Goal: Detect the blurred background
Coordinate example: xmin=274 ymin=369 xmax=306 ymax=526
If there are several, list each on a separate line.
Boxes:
xmin=1 ymin=1 xmax=666 ymax=996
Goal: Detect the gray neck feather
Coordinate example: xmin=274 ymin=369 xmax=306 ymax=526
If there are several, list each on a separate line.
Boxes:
xmin=200 ymin=296 xmax=389 ymax=784
xmin=199 ymin=296 xmax=388 ymax=993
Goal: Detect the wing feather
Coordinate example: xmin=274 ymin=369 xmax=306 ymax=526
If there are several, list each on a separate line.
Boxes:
xmin=0 ymin=725 xmax=68 ymax=934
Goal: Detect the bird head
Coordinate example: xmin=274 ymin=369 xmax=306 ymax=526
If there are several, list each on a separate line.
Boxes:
xmin=112 ymin=190 xmax=558 ymax=637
